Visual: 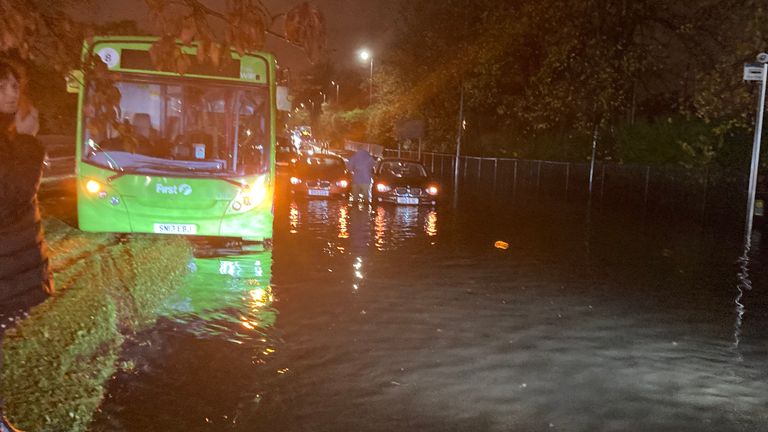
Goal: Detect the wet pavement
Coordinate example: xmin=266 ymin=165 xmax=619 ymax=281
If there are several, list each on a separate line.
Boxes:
xmin=42 ymin=188 xmax=768 ymax=431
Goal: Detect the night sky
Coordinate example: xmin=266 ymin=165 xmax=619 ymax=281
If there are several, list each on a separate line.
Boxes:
xmin=87 ymin=0 xmax=398 ymax=72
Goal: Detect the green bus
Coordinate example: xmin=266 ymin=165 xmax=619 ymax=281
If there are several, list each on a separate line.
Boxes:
xmin=70 ymin=36 xmax=278 ymax=244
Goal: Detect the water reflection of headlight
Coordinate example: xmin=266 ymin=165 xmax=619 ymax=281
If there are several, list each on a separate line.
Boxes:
xmin=425 ymin=210 xmax=438 ymax=236
xmin=339 ymin=206 xmax=349 ymax=239
xmin=248 ymin=287 xmax=273 ymax=308
xmin=289 ymin=201 xmax=300 ymax=234
xmin=375 ymin=206 xmax=387 ymax=249
xmin=353 ymin=257 xmax=363 ymax=290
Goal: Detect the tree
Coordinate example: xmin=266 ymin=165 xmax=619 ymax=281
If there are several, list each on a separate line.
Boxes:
xmin=1 ymin=0 xmax=326 ymax=135
xmin=375 ymin=0 xmax=765 ymax=165
xmin=1 ymin=0 xmax=325 ymax=69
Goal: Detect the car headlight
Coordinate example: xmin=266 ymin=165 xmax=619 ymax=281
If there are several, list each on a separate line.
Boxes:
xmin=426 ymin=185 xmax=439 ymax=196
xmin=290 ymin=176 xmax=302 ymax=185
xmin=337 ymin=179 xmax=349 ymax=188
xmin=376 ymin=183 xmax=391 ymax=193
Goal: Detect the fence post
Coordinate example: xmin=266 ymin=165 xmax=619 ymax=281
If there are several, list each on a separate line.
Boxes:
xmin=643 ymin=166 xmax=651 ymax=206
xmin=536 ymin=160 xmax=542 ymax=194
xmin=440 ymin=155 xmax=444 ymax=178
xmin=701 ymin=166 xmax=709 ymax=217
xmin=431 ymin=152 xmax=435 ymax=173
xmin=600 ymin=163 xmax=606 ymax=202
xmin=493 ymin=158 xmax=498 ymax=193
xmin=513 ymin=160 xmax=518 ymax=199
xmin=477 ymin=158 xmax=482 ymax=187
xmin=463 ymin=157 xmax=468 ymax=181
xmin=565 ymin=163 xmax=570 ymax=196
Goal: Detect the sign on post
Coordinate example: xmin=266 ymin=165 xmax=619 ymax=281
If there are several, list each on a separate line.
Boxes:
xmin=744 ymin=63 xmax=766 ymax=81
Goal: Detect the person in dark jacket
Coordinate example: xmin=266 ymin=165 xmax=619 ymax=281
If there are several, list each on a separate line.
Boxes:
xmin=0 ymin=60 xmax=52 ymax=432
xmin=347 ymin=149 xmax=376 ymax=202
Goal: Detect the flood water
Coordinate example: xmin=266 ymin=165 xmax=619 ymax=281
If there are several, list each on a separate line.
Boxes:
xmin=87 ymin=190 xmax=768 ymax=432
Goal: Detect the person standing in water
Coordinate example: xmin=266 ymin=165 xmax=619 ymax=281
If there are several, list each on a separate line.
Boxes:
xmin=347 ymin=149 xmax=376 ymax=202
xmin=0 ymin=59 xmax=53 ymax=432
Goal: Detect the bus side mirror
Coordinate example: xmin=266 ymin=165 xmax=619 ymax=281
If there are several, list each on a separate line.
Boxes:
xmin=276 ymin=86 xmax=291 ymax=112
xmin=66 ymin=70 xmax=84 ymax=93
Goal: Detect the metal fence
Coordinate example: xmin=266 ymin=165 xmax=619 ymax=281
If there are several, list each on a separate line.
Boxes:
xmin=384 ymin=150 xmax=750 ymax=221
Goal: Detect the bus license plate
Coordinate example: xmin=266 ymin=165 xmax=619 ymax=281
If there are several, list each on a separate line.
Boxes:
xmin=308 ymin=189 xmax=329 ymax=197
xmin=396 ymin=197 xmax=419 ymax=205
xmin=153 ymin=223 xmax=198 ymax=235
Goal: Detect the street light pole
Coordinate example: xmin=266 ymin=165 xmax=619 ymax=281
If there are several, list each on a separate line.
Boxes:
xmin=744 ymin=55 xmax=768 ymax=243
xmin=368 ymin=56 xmax=373 ymax=106
xmin=453 ymin=82 xmax=464 ymax=205
xmin=359 ymin=49 xmax=373 ymax=106
xmin=331 ymin=81 xmax=340 ymax=104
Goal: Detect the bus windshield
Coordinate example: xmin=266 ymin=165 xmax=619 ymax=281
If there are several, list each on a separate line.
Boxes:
xmin=83 ymin=77 xmax=270 ymax=176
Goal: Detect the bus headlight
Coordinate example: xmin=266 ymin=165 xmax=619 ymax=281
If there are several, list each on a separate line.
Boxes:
xmin=232 ymin=176 xmax=268 ymax=212
xmin=86 ymin=180 xmax=102 ymax=194
xmin=83 ymin=179 xmax=121 ymax=205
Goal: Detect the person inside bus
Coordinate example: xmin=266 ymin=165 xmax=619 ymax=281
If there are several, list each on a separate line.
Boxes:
xmin=236 ymin=92 xmax=267 ymax=173
xmin=173 ymin=86 xmax=227 ymax=161
xmin=0 ymin=59 xmax=54 ymax=432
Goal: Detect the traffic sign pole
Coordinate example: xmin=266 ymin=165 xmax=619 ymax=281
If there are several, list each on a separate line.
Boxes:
xmin=745 ymin=61 xmax=767 ymax=243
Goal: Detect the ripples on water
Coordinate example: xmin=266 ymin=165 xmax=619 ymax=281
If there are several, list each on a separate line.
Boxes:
xmin=91 ymin=195 xmax=768 ymax=432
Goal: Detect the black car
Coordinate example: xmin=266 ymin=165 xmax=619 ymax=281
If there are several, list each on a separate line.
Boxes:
xmin=276 ymin=143 xmax=300 ymax=175
xmin=329 ymin=148 xmax=356 ymax=164
xmin=290 ymin=154 xmax=351 ymax=198
xmin=372 ymin=158 xmax=439 ymax=205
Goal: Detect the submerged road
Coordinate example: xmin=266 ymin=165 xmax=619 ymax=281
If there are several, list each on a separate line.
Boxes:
xmin=40 ymin=186 xmax=768 ymax=431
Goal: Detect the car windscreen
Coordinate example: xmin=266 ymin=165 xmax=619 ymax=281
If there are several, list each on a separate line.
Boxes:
xmin=298 ymin=156 xmax=345 ymax=174
xmin=378 ymin=161 xmax=427 ymax=178
xmin=82 ymin=77 xmax=270 ymax=176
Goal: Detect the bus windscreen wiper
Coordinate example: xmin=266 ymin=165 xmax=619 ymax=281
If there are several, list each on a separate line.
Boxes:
xmin=107 ymin=164 xmax=245 ymax=188
xmin=106 ymin=163 xmax=189 ymax=182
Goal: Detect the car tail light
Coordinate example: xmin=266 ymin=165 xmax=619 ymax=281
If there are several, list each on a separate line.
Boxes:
xmin=426 ymin=185 xmax=439 ymax=195
xmin=337 ymin=179 xmax=349 ymax=188
xmin=376 ymin=183 xmax=391 ymax=193
xmin=290 ymin=176 xmax=302 ymax=185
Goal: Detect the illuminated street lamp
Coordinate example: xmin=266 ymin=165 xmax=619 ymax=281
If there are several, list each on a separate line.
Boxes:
xmin=358 ymin=49 xmax=373 ymax=105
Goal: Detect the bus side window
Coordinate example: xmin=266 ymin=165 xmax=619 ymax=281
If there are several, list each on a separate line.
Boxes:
xmin=236 ymin=91 xmax=267 ymax=174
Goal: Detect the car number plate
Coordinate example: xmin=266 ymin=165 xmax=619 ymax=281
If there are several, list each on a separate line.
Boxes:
xmin=309 ymin=189 xmax=330 ymax=196
xmin=153 ymin=223 xmax=198 ymax=235
xmin=396 ymin=197 xmax=419 ymax=205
